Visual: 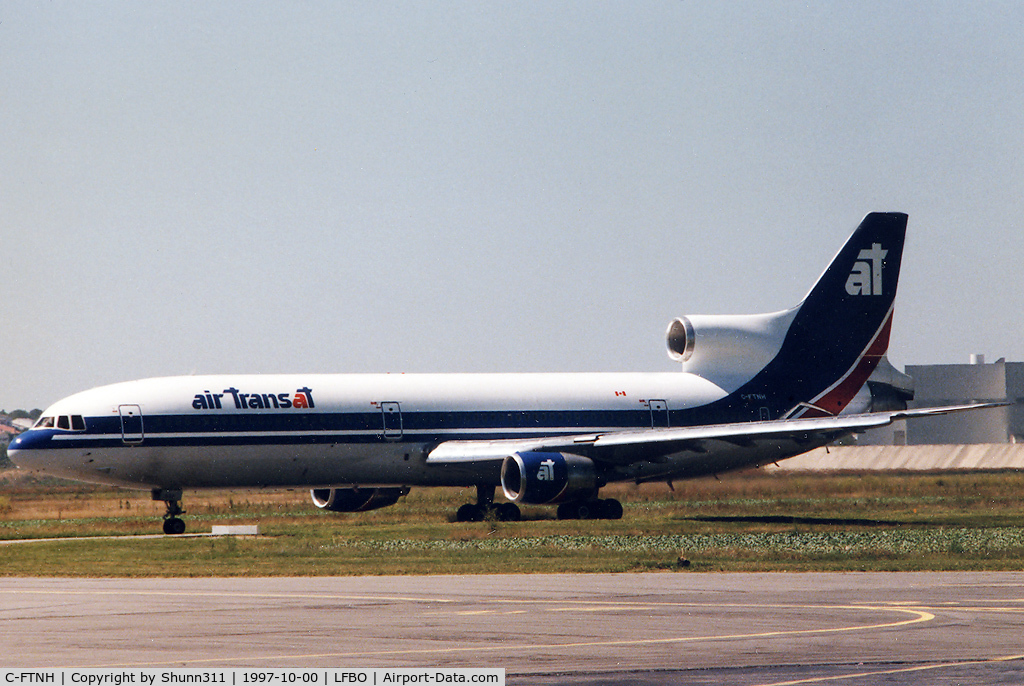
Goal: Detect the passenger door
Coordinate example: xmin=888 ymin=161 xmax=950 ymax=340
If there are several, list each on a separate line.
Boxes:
xmin=119 ymin=404 xmax=144 ymax=444
xmin=380 ymin=401 xmax=403 ymax=440
xmin=648 ymin=399 xmax=669 ymax=428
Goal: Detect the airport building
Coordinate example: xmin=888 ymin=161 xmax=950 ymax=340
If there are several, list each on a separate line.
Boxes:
xmin=860 ymin=356 xmax=1024 ymax=445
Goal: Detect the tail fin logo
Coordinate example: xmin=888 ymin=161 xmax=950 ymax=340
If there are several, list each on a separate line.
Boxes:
xmin=845 ymin=243 xmax=888 ymax=296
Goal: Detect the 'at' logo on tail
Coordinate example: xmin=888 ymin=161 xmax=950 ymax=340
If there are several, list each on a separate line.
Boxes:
xmin=846 ymin=243 xmax=888 ymax=296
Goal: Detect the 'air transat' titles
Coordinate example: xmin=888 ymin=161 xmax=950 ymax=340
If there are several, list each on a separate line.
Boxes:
xmin=192 ymin=387 xmax=314 ymax=411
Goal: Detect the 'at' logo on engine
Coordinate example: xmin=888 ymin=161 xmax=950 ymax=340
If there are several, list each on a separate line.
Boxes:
xmin=537 ymin=458 xmax=556 ymax=481
xmin=845 ymin=243 xmax=888 ymax=296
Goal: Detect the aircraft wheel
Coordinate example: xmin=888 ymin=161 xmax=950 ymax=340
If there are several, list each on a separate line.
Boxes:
xmin=496 ymin=503 xmax=521 ymax=522
xmin=600 ymin=499 xmax=623 ymax=520
xmin=456 ymin=504 xmax=484 ymax=522
xmin=557 ymin=500 xmax=620 ymax=520
xmin=557 ymin=501 xmax=595 ymax=520
xmin=163 ymin=517 xmax=186 ymax=535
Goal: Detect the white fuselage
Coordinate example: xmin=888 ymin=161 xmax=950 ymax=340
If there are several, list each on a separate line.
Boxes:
xmin=11 ymin=372 xmax=729 ymax=490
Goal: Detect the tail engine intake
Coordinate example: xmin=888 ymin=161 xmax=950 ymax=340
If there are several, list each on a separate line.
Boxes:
xmin=666 ymin=310 xmax=797 ymax=390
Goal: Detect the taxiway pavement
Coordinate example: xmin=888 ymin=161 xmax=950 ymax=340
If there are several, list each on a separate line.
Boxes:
xmin=1 ymin=573 xmax=1022 ymax=685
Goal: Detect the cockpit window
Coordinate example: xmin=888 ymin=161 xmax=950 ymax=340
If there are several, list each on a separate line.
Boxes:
xmin=33 ymin=415 xmax=85 ymax=431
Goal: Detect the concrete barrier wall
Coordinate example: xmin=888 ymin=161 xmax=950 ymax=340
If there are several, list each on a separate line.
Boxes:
xmin=768 ymin=444 xmax=1024 ymax=472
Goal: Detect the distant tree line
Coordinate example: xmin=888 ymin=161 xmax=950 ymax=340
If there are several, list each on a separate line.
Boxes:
xmin=2 ymin=409 xmax=43 ymax=420
xmin=1 ymin=409 xmax=42 ymax=467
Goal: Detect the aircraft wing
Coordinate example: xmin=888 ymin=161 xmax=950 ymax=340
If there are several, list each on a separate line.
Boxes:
xmin=425 ymin=402 xmax=1008 ymax=468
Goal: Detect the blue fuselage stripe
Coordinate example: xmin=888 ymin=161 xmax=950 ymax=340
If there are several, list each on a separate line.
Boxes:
xmin=20 ymin=407 xmax=664 ymax=450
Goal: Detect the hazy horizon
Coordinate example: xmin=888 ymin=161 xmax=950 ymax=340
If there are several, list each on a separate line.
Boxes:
xmin=3 ymin=2 xmax=1023 ymax=410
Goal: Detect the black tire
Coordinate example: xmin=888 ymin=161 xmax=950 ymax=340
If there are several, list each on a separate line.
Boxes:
xmin=163 ymin=517 xmax=186 ymax=535
xmin=456 ymin=504 xmax=484 ymax=522
xmin=497 ymin=503 xmax=521 ymax=522
xmin=600 ymin=499 xmax=623 ymax=520
xmin=556 ymin=502 xmax=578 ymax=520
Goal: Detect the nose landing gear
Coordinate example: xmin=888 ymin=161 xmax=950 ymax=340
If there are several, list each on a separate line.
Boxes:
xmin=153 ymin=488 xmax=187 ymax=535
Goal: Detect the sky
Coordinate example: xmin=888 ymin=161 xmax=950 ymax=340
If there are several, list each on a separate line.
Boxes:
xmin=2 ymin=1 xmax=1023 ymax=411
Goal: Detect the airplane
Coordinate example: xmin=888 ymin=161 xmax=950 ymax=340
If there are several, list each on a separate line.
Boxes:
xmin=8 ymin=212 xmax=999 ymax=534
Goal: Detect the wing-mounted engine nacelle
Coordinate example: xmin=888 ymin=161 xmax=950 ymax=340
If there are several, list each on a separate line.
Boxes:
xmin=500 ymin=451 xmax=598 ymax=505
xmin=666 ymin=309 xmax=798 ymax=389
xmin=310 ymin=487 xmax=410 ymax=512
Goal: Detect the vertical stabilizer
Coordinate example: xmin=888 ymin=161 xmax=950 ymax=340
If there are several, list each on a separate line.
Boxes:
xmin=715 ymin=212 xmax=908 ymax=419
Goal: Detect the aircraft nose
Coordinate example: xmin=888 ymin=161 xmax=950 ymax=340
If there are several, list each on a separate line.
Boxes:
xmin=6 ymin=431 xmax=51 ymax=467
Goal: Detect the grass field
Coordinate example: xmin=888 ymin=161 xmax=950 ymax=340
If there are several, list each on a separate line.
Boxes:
xmin=2 ymin=468 xmax=1023 ymax=576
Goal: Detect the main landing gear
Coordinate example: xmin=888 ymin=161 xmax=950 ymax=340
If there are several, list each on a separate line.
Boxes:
xmin=153 ymin=488 xmax=187 ymax=535
xmin=452 ymin=487 xmax=623 ymax=521
xmin=556 ymin=498 xmax=623 ymax=520
xmin=456 ymin=485 xmax=521 ymax=522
